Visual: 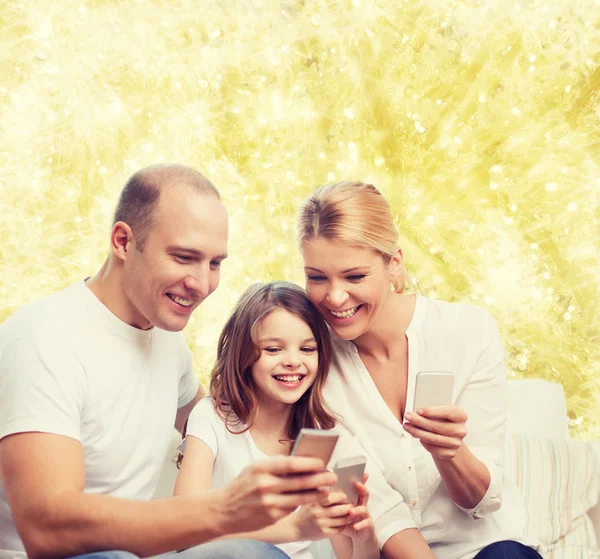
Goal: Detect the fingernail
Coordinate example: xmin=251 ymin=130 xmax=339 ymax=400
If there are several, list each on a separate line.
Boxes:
xmin=405 ymin=412 xmax=413 ymax=420
xmin=416 ymin=408 xmax=424 ymax=415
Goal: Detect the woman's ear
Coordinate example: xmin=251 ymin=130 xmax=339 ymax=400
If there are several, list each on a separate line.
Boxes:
xmin=389 ymin=248 xmax=404 ymax=284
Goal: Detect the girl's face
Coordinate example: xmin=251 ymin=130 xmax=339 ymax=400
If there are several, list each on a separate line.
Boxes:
xmin=251 ymin=308 xmax=319 ymax=410
xmin=301 ymin=238 xmax=401 ymax=341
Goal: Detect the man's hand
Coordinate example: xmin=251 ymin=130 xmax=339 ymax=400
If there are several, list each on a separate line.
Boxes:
xmin=215 ymin=455 xmax=337 ymax=534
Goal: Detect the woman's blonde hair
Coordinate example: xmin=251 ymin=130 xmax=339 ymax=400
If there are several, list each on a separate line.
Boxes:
xmin=297 ymin=181 xmax=409 ymax=293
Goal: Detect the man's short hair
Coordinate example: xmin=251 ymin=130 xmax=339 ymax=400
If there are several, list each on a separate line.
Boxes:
xmin=113 ymin=164 xmax=220 ymax=251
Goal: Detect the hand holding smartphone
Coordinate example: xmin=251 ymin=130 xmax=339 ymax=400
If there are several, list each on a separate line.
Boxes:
xmin=332 ymin=455 xmax=367 ymax=506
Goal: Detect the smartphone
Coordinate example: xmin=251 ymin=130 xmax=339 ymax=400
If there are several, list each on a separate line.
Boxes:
xmin=289 ymin=428 xmax=339 ymax=467
xmin=333 ymin=455 xmax=367 ymax=506
xmin=412 ymin=371 xmax=454 ymax=411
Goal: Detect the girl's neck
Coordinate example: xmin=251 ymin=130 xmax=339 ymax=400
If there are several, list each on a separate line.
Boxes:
xmin=353 ymin=293 xmax=416 ymax=361
xmin=250 ymin=398 xmax=293 ymax=443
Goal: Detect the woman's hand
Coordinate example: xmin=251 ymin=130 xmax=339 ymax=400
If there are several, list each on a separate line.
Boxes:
xmin=403 ymin=405 xmax=468 ymax=460
xmin=341 ymin=475 xmax=377 ymax=546
xmin=290 ymin=491 xmax=353 ymax=541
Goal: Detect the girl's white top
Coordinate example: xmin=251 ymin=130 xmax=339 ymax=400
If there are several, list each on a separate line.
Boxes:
xmin=181 ymin=397 xmax=418 ymax=558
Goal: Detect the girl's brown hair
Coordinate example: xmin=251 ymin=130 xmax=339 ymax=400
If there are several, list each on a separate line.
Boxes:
xmin=177 ymin=281 xmax=336 ymax=468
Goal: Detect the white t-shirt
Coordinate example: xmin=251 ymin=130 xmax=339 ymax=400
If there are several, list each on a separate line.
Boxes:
xmin=182 ymin=397 xmax=417 ymax=559
xmin=0 ymin=281 xmax=199 ymax=559
xmin=323 ymin=295 xmax=540 ymax=559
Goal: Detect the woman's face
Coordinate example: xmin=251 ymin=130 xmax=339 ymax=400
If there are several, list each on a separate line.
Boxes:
xmin=301 ymin=238 xmax=400 ymax=341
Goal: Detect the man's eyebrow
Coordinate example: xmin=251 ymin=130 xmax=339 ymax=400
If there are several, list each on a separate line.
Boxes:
xmin=167 ymin=246 xmax=228 ymax=259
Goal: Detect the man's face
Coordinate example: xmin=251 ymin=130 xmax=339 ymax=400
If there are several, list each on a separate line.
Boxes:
xmin=122 ymin=185 xmax=228 ymax=331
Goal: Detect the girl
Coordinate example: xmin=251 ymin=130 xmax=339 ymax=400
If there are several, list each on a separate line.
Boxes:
xmin=175 ymin=282 xmax=408 ymax=559
xmin=296 ymin=180 xmax=543 ymax=559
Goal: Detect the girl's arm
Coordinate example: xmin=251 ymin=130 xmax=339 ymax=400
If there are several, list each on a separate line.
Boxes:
xmin=330 ymin=479 xmax=380 ymax=559
xmin=174 ymin=435 xmax=214 ymax=495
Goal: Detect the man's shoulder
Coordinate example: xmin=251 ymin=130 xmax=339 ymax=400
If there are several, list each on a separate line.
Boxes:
xmin=0 ymin=282 xmax=86 ymax=349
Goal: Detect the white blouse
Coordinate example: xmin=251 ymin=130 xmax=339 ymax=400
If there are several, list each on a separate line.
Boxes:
xmin=322 ymin=295 xmax=539 ymax=559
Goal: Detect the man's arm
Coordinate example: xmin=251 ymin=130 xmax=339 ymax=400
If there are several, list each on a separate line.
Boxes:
xmin=381 ymin=528 xmax=436 ymax=559
xmin=0 ymin=432 xmax=336 ymax=559
xmin=175 ymin=384 xmax=206 ymax=434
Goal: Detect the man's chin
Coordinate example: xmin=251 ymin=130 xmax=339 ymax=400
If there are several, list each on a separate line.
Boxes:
xmin=154 ymin=314 xmax=191 ymax=332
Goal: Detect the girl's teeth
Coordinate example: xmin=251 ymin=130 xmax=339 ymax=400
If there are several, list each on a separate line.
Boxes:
xmin=275 ymin=375 xmax=302 ymax=383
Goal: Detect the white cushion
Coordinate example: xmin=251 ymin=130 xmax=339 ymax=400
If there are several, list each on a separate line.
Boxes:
xmin=506 ymin=434 xmax=600 ymax=555
xmin=507 ymin=380 xmax=569 ymax=439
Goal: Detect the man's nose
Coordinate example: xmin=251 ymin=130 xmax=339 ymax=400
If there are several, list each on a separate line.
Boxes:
xmin=183 ymin=266 xmax=210 ymax=298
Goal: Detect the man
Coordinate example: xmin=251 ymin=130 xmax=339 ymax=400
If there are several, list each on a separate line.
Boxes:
xmin=0 ymin=164 xmax=335 ymax=559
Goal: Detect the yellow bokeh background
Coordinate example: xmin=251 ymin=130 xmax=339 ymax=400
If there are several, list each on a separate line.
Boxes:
xmin=1 ymin=0 xmax=599 ymax=436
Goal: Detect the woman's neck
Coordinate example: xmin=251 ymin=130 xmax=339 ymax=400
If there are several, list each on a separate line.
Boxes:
xmin=353 ymin=293 xmax=416 ymax=361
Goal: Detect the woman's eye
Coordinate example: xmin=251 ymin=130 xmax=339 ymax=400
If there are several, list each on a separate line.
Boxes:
xmin=175 ymin=255 xmax=192 ymax=262
xmin=210 ymin=261 xmax=221 ymax=270
xmin=306 ymin=275 xmax=326 ymax=282
xmin=347 ymin=274 xmax=366 ymax=281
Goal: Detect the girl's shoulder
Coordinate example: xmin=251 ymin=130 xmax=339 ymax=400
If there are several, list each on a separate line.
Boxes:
xmin=187 ymin=396 xmax=221 ymax=428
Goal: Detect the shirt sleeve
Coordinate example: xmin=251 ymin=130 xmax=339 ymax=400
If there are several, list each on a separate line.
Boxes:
xmin=177 ymin=333 xmax=200 ymax=409
xmin=178 ymin=398 xmax=218 ymax=459
xmin=454 ymin=310 xmax=506 ymax=518
xmin=331 ymin=426 xmax=417 ymax=548
xmin=0 ymin=335 xmax=86 ymax=442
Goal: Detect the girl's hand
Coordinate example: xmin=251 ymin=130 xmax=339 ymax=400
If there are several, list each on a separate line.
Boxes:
xmin=403 ymin=405 xmax=468 ymax=460
xmin=291 ymin=491 xmax=353 ymax=541
xmin=342 ymin=474 xmax=377 ymax=546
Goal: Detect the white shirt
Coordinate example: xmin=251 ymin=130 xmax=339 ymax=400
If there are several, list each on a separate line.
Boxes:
xmin=182 ymin=397 xmax=417 ymax=558
xmin=322 ymin=295 xmax=539 ymax=559
xmin=0 ymin=281 xmax=199 ymax=559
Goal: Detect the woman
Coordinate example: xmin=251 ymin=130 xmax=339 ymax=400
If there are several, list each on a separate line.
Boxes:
xmin=296 ymin=181 xmax=541 ymax=559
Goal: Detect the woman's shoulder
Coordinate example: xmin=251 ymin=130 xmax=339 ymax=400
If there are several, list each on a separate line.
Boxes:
xmin=417 ymin=294 xmax=497 ymax=332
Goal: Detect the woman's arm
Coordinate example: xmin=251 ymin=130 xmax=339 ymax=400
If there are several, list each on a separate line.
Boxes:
xmin=381 ymin=528 xmax=436 ymax=559
xmin=403 ymin=310 xmax=506 ymax=516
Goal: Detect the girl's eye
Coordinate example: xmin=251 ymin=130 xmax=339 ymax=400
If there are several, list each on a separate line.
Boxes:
xmin=306 ymin=275 xmax=326 ymax=282
xmin=301 ymin=347 xmax=317 ymax=353
xmin=264 ymin=347 xmax=281 ymax=354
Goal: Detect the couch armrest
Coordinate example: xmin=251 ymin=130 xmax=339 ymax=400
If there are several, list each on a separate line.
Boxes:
xmin=590 ymin=495 xmax=600 ymax=547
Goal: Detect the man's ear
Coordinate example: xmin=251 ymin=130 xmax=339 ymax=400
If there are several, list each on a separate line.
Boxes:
xmin=111 ymin=221 xmax=134 ymax=262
